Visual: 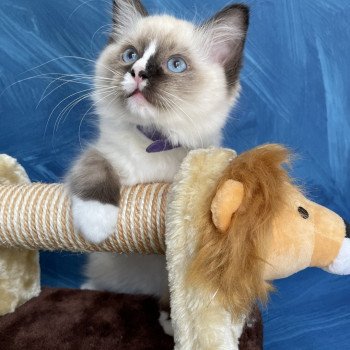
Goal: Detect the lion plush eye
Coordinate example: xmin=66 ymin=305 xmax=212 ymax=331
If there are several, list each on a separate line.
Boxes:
xmin=298 ymin=206 xmax=309 ymax=219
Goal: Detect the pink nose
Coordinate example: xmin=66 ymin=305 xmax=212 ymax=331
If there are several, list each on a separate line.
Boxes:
xmin=130 ymin=68 xmax=149 ymax=83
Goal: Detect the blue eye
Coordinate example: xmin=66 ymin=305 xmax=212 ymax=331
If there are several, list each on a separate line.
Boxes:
xmin=167 ymin=56 xmax=187 ymax=73
xmin=122 ymin=48 xmax=139 ymax=63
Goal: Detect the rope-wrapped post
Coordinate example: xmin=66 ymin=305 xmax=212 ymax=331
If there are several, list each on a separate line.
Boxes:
xmin=0 ymin=183 xmax=170 ymax=254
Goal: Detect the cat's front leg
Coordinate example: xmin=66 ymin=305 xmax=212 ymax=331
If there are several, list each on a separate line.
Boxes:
xmin=66 ymin=148 xmax=120 ymax=243
xmin=159 ymin=291 xmax=174 ymax=336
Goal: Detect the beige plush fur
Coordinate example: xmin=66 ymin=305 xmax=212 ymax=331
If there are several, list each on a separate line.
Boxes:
xmin=166 ymin=147 xmax=246 ymax=350
xmin=187 ymin=145 xmax=289 ymax=318
xmin=0 ymin=154 xmax=40 ymax=316
xmin=211 ymin=179 xmax=244 ymax=233
xmin=0 ymin=154 xmax=30 ymax=186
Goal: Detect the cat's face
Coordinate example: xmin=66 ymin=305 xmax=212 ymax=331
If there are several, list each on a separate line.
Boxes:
xmin=94 ymin=0 xmax=249 ymax=148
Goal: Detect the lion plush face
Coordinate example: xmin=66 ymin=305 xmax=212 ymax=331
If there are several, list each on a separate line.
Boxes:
xmin=262 ymin=182 xmax=348 ymax=279
xmin=187 ymin=144 xmax=349 ymax=318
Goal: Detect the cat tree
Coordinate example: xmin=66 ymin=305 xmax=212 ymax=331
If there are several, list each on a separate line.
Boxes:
xmin=0 ymin=149 xmax=262 ymax=350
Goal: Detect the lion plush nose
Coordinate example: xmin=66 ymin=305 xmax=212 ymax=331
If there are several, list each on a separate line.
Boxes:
xmin=325 ymin=220 xmax=350 ymax=275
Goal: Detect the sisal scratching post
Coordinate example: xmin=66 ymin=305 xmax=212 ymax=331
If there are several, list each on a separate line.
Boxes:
xmin=0 ymin=156 xmax=170 ymax=316
xmin=0 ymin=153 xmax=169 ymax=316
xmin=0 ymin=183 xmax=169 ymax=254
xmin=0 ymin=155 xmax=40 ymax=316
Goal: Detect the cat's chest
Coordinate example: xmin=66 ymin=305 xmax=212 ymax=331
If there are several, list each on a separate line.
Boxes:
xmin=96 ymin=138 xmax=188 ymax=186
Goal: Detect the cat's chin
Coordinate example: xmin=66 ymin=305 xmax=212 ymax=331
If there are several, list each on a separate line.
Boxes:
xmin=126 ymin=89 xmax=147 ymax=101
xmin=125 ymin=93 xmax=158 ymax=120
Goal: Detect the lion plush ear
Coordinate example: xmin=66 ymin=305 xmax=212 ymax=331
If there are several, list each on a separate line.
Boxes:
xmin=211 ymin=180 xmax=244 ymax=233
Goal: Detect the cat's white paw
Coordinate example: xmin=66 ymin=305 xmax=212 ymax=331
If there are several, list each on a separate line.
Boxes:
xmin=159 ymin=311 xmax=174 ymax=336
xmin=71 ymin=196 xmax=118 ymax=244
xmin=80 ymin=281 xmax=97 ymax=290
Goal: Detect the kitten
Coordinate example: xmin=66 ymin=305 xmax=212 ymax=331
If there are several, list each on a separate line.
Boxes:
xmin=66 ymin=0 xmax=249 ymax=335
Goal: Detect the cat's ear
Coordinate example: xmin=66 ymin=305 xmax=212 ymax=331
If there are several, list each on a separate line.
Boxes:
xmin=112 ymin=0 xmax=148 ymax=38
xmin=200 ymin=4 xmax=249 ymax=86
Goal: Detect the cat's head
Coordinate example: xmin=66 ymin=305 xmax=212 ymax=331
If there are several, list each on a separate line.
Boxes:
xmin=94 ymin=0 xmax=249 ymax=148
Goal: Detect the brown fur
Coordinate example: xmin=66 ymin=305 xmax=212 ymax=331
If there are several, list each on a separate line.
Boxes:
xmin=201 ymin=4 xmax=249 ymax=88
xmin=187 ymin=144 xmax=292 ymax=318
xmin=0 ymin=288 xmax=263 ymax=350
xmin=67 ymin=148 xmax=121 ymax=206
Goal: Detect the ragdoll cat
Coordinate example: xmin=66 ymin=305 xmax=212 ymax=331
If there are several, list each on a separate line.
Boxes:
xmin=66 ymin=0 xmax=249 ymax=335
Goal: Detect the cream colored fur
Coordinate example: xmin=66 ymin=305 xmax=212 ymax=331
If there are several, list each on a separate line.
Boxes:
xmin=165 ymin=148 xmax=246 ymax=350
xmin=0 ymin=154 xmax=40 ymax=316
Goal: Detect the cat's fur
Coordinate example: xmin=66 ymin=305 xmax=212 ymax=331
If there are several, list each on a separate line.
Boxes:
xmin=66 ymin=0 xmax=249 ymax=335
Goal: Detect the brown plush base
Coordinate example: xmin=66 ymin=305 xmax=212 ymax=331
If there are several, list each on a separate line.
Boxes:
xmin=0 ymin=288 xmax=262 ymax=349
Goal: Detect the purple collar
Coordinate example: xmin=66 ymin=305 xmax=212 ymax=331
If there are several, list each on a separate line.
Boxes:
xmin=137 ymin=125 xmax=180 ymax=153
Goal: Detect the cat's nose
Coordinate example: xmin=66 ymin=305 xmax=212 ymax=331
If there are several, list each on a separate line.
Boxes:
xmin=130 ymin=68 xmax=149 ymax=80
xmin=138 ymin=70 xmax=149 ymax=80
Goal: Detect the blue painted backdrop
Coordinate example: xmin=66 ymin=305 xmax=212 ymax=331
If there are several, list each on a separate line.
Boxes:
xmin=1 ymin=1 xmax=349 ymax=348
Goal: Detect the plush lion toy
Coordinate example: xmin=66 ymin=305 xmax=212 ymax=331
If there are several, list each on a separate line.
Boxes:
xmin=187 ymin=144 xmax=350 ymax=317
xmin=167 ymin=144 xmax=350 ymax=349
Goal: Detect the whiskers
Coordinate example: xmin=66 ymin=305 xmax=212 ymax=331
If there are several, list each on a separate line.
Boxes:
xmin=2 ymin=55 xmax=121 ymax=148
